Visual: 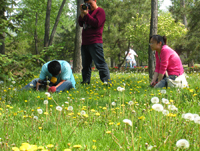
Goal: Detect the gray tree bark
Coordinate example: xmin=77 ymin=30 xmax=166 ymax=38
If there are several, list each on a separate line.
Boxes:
xmin=148 ymin=0 xmax=158 ymax=80
xmin=44 ymin=0 xmax=51 ymax=48
xmin=0 ymin=2 xmax=6 ymax=54
xmin=73 ymin=0 xmax=83 ymax=73
xmin=49 ymin=0 xmax=67 ymax=46
xmin=0 ymin=32 xmax=5 ymax=54
xmin=34 ymin=12 xmax=38 ymax=54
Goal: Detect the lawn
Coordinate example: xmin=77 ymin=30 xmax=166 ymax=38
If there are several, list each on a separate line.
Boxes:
xmin=0 ymin=71 xmax=199 ymax=151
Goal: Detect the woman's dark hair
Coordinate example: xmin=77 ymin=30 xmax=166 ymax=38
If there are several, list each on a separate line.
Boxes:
xmin=150 ymin=35 xmax=167 ymax=46
xmin=48 ymin=61 xmax=61 ymax=76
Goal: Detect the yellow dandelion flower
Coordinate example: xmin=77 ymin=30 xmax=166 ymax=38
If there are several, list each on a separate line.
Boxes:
xmin=138 ymin=116 xmax=145 ymax=120
xmin=103 ymin=107 xmax=107 ymax=110
xmin=47 ymin=144 xmax=54 ymax=148
xmin=193 ymin=94 xmax=197 ymax=97
xmin=95 ymin=113 xmax=100 ymax=116
xmin=50 ymin=105 xmax=53 ymax=107
xmin=117 ymin=122 xmax=120 ymax=126
xmin=92 ymin=145 xmax=97 ymax=150
xmin=44 ymin=112 xmax=48 ymax=115
xmin=24 ymin=100 xmax=28 ymax=102
xmin=115 ymin=107 xmax=120 ymax=110
xmin=106 ymin=131 xmax=111 ymax=134
xmin=93 ymin=140 xmax=96 ymax=142
xmin=67 ymin=143 xmax=71 ymax=146
xmin=109 ymin=122 xmax=114 ymax=125
xmin=37 ymin=96 xmax=40 ymax=98
xmin=83 ymin=114 xmax=88 ymax=118
xmin=121 ymin=104 xmax=125 ymax=107
xmin=12 ymin=147 xmax=20 ymax=151
xmin=37 ymin=146 xmax=44 ymax=150
xmin=64 ymin=149 xmax=72 ymax=151
xmin=91 ymin=109 xmax=95 ymax=112
xmin=150 ymin=94 xmax=154 ymax=96
xmin=31 ymin=109 xmax=34 ymax=112
xmin=169 ymin=100 xmax=173 ymax=103
xmin=38 ymin=127 xmax=42 ymax=130
xmin=73 ymin=145 xmax=82 ymax=148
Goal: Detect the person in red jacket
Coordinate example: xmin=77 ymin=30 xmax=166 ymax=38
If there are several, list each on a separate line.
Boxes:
xmin=78 ymin=0 xmax=111 ymax=85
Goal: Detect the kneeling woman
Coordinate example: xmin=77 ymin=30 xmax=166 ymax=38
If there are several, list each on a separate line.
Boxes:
xmin=149 ymin=35 xmax=188 ymax=88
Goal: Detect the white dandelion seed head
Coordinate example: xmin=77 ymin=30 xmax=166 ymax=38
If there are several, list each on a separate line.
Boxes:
xmin=104 ymin=81 xmax=108 ymax=85
xmin=193 ymin=114 xmax=199 ymax=119
xmin=128 ymin=101 xmax=134 ymax=106
xmin=68 ymin=106 xmax=73 ymax=111
xmin=152 ymin=104 xmax=164 ymax=112
xmin=162 ymin=110 xmax=169 ymax=116
xmin=45 ymin=92 xmax=50 ymax=97
xmin=111 ymin=102 xmax=116 ymax=106
xmin=184 ymin=113 xmax=194 ymax=121
xmin=65 ymin=101 xmax=69 ymax=104
xmin=12 ymin=81 xmax=16 ymax=84
xmin=147 ymin=145 xmax=153 ymax=150
xmin=80 ymin=110 xmax=86 ymax=115
xmin=194 ymin=117 xmax=200 ymax=124
xmin=160 ymin=89 xmax=166 ymax=94
xmin=168 ymin=105 xmax=178 ymax=111
xmin=123 ymin=119 xmax=132 ymax=126
xmin=151 ymin=97 xmax=159 ymax=104
xmin=81 ymin=98 xmax=85 ymax=101
xmin=33 ymin=116 xmax=38 ymax=120
xmin=43 ymin=100 xmax=48 ymax=105
xmin=0 ymin=81 xmax=4 ymax=84
xmin=56 ymin=106 xmax=62 ymax=111
xmin=182 ymin=114 xmax=186 ymax=118
xmin=117 ymin=87 xmax=125 ymax=92
xmin=176 ymin=139 xmax=189 ymax=148
xmin=37 ymin=109 xmax=43 ymax=114
xmin=162 ymin=98 xmax=169 ymax=104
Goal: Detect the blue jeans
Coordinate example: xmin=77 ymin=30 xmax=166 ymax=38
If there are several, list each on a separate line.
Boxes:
xmin=81 ymin=43 xmax=110 ymax=83
xmin=21 ymin=78 xmax=73 ymax=92
xmin=154 ymin=75 xmax=177 ymax=88
xmin=125 ymin=59 xmax=132 ymax=68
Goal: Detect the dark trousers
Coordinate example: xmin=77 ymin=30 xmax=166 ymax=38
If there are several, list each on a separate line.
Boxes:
xmin=81 ymin=43 xmax=110 ymax=83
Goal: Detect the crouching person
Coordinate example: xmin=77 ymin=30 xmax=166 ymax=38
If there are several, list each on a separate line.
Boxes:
xmin=21 ymin=60 xmax=76 ymax=92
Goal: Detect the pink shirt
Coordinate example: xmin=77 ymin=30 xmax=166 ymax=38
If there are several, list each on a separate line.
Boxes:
xmin=155 ymin=45 xmax=184 ymax=76
xmin=78 ymin=7 xmax=105 ymax=45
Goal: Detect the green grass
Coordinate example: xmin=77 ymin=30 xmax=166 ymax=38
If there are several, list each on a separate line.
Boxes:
xmin=0 ymin=71 xmax=200 ymax=151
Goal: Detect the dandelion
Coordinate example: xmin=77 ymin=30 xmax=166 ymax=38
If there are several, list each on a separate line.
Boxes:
xmin=43 ymin=100 xmax=48 ymax=104
xmin=47 ymin=144 xmax=54 ymax=148
xmin=160 ymin=89 xmax=166 ymax=94
xmin=12 ymin=81 xmax=16 ymax=84
xmin=123 ymin=119 xmax=132 ymax=126
xmin=147 ymin=145 xmax=153 ymax=150
xmin=151 ymin=97 xmax=159 ymax=104
xmin=162 ymin=110 xmax=169 ymax=116
xmin=56 ymin=106 xmax=62 ymax=111
xmin=117 ymin=87 xmax=125 ymax=92
xmin=68 ymin=106 xmax=73 ymax=111
xmin=65 ymin=101 xmax=69 ymax=104
xmin=37 ymin=109 xmax=43 ymax=114
xmin=80 ymin=110 xmax=86 ymax=115
xmin=168 ymin=105 xmax=178 ymax=111
xmin=193 ymin=114 xmax=199 ymax=119
xmin=33 ymin=116 xmax=38 ymax=120
xmin=111 ymin=102 xmax=116 ymax=106
xmin=176 ymin=139 xmax=189 ymax=149
xmin=183 ymin=113 xmax=194 ymax=121
xmin=104 ymin=81 xmax=108 ymax=85
xmin=106 ymin=131 xmax=111 ymax=134
xmin=162 ymin=98 xmax=169 ymax=104
xmin=73 ymin=145 xmax=82 ymax=148
xmin=194 ymin=117 xmax=200 ymax=124
xmin=45 ymin=92 xmax=50 ymax=97
xmin=81 ymin=98 xmax=85 ymax=101
xmin=64 ymin=149 xmax=71 ymax=151
xmin=128 ymin=101 xmax=134 ymax=106
xmin=152 ymin=104 xmax=164 ymax=112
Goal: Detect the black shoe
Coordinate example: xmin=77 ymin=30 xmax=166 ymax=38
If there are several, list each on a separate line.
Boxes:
xmin=81 ymin=81 xmax=90 ymax=85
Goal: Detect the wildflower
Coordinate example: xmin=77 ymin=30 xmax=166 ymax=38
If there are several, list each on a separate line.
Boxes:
xmin=33 ymin=116 xmax=38 ymax=120
xmin=38 ymin=127 xmax=42 ymax=130
xmin=81 ymin=98 xmax=85 ymax=101
xmin=162 ymin=98 xmax=169 ymax=104
xmin=152 ymin=104 xmax=163 ymax=112
xmin=65 ymin=101 xmax=69 ymax=104
xmin=106 ymin=131 xmax=111 ymax=134
xmin=92 ymin=145 xmax=97 ymax=150
xmin=147 ymin=145 xmax=153 ymax=150
xmin=56 ymin=106 xmax=62 ymax=111
xmin=111 ymin=102 xmax=116 ymax=106
xmin=67 ymin=106 xmax=73 ymax=111
xmin=123 ymin=119 xmax=132 ymax=126
xmin=95 ymin=112 xmax=100 ymax=116
xmin=183 ymin=113 xmax=194 ymax=121
xmin=73 ymin=145 xmax=82 ymax=148
xmin=117 ymin=87 xmax=125 ymax=92
xmin=45 ymin=92 xmax=50 ymax=97
xmin=64 ymin=149 xmax=71 ymax=151
xmin=138 ymin=116 xmax=145 ymax=120
xmin=43 ymin=100 xmax=48 ymax=104
xmin=151 ymin=97 xmax=159 ymax=104
xmin=37 ymin=109 xmax=43 ymax=114
xmin=194 ymin=117 xmax=200 ymax=124
xmin=168 ymin=105 xmax=178 ymax=111
xmin=176 ymin=139 xmax=189 ymax=149
xmin=162 ymin=110 xmax=169 ymax=116
xmin=160 ymin=89 xmax=166 ymax=94
xmin=47 ymin=144 xmax=54 ymax=148
xmin=93 ymin=140 xmax=96 ymax=142
xmin=193 ymin=114 xmax=199 ymax=119
xmin=80 ymin=110 xmax=86 ymax=115
xmin=128 ymin=101 xmax=134 ymax=106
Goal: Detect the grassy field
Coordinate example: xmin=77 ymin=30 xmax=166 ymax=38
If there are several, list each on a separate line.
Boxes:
xmin=0 ymin=71 xmax=200 ymax=151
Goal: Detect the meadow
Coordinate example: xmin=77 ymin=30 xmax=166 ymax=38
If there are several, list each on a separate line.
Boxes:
xmin=0 ymin=71 xmax=200 ymax=151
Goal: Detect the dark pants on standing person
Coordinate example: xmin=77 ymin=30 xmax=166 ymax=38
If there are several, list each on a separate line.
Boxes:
xmin=81 ymin=43 xmax=110 ymax=84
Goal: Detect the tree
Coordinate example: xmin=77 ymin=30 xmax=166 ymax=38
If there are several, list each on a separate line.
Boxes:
xmin=148 ymin=0 xmax=158 ymax=80
xmin=73 ymin=0 xmax=83 ymax=73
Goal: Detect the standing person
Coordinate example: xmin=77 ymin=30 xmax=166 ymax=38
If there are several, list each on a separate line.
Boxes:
xmin=125 ymin=46 xmax=138 ymax=69
xmin=21 ymin=60 xmax=76 ymax=92
xmin=149 ymin=35 xmax=188 ymax=88
xmin=78 ymin=0 xmax=111 ymax=85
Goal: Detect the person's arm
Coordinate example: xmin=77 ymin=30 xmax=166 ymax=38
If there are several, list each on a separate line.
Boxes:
xmin=83 ymin=8 xmax=105 ymax=28
xmin=55 ymin=80 xmax=66 ymax=88
xmin=151 ymin=72 xmax=159 ymax=85
xmin=78 ymin=4 xmax=88 ymax=27
xmin=157 ymin=73 xmax=165 ymax=82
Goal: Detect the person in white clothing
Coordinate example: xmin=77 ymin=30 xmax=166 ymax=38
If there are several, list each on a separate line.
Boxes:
xmin=125 ymin=46 xmax=138 ymax=69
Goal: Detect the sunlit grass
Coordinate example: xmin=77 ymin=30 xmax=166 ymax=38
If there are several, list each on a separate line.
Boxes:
xmin=0 ymin=71 xmax=199 ymax=150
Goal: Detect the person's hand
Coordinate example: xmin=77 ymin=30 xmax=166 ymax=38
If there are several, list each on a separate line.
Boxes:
xmin=46 ymin=85 xmax=50 ymax=89
xmin=150 ymin=81 xmax=157 ymax=87
xmin=36 ymin=82 xmax=41 ymax=91
xmin=80 ymin=4 xmax=88 ymax=18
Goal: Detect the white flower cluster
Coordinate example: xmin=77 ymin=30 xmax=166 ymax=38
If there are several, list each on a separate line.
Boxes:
xmin=117 ymin=87 xmax=125 ymax=92
xmin=176 ymin=139 xmax=189 ymax=149
xmin=123 ymin=119 xmax=132 ymax=126
xmin=182 ymin=113 xmax=200 ymax=124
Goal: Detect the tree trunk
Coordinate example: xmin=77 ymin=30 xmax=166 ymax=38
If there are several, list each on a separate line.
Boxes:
xmin=148 ymin=0 xmax=158 ymax=80
xmin=0 ymin=32 xmax=5 ymax=54
xmin=73 ymin=0 xmax=83 ymax=73
xmin=44 ymin=0 xmax=51 ymax=61
xmin=0 ymin=2 xmax=5 ymax=54
xmin=34 ymin=12 xmax=38 ymax=55
xmin=49 ymin=0 xmax=67 ymax=46
xmin=181 ymin=0 xmax=188 ymax=27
